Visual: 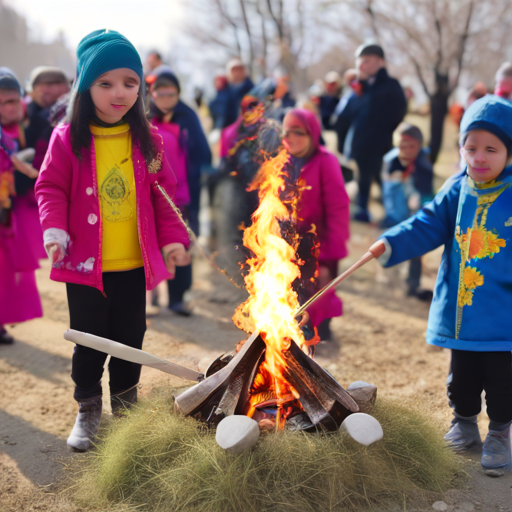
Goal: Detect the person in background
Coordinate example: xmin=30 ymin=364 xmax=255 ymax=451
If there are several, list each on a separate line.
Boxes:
xmin=0 ymin=119 xmax=42 ymax=344
xmin=149 ymin=70 xmax=193 ymax=316
xmin=209 ymin=72 xmax=230 ymax=129
xmin=0 ymin=68 xmax=26 ymax=145
xmin=25 ymin=66 xmax=70 ymax=163
xmin=145 ymin=50 xmax=164 ymax=74
xmin=212 ymin=94 xmax=281 ymax=281
xmin=380 ymin=123 xmax=434 ymax=301
xmin=319 ymin=71 xmax=342 ymax=130
xmin=494 ymin=62 xmax=512 ymax=101
xmin=0 ymin=69 xmax=47 ymax=291
xmin=450 ymin=82 xmax=487 ymax=128
xmin=221 ymin=58 xmax=254 ymax=129
xmin=281 ymin=108 xmax=350 ymax=343
xmin=147 ymin=66 xmax=211 ymax=237
xmin=334 ymin=43 xmax=407 ymax=222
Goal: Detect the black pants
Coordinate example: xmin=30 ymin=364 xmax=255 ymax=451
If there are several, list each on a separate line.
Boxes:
xmin=447 ymin=349 xmax=512 ymax=425
xmin=67 ymin=267 xmax=147 ymax=401
xmin=406 ymin=257 xmax=422 ymax=291
xmin=355 ymin=153 xmax=383 ymax=212
xmin=167 ymin=263 xmax=192 ymax=305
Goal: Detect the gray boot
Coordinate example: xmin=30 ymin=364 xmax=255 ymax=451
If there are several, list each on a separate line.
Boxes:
xmin=444 ymin=413 xmax=482 ymax=452
xmin=111 ymin=386 xmax=138 ymax=417
xmin=67 ymin=396 xmax=102 ymax=451
xmin=481 ymin=423 xmax=511 ymax=474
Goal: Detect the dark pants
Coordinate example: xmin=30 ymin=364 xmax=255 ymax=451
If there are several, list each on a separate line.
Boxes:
xmin=447 ymin=349 xmax=512 ymax=426
xmin=354 ymin=153 xmax=383 ymax=212
xmin=406 ymin=257 xmax=422 ymax=291
xmin=167 ymin=264 xmax=192 ymax=305
xmin=67 ymin=267 xmax=147 ymax=401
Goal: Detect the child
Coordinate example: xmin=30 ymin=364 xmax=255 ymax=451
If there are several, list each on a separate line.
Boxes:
xmin=380 ymin=123 xmax=434 ymax=300
xmin=148 ymin=71 xmax=191 ymax=314
xmin=376 ymin=95 xmax=512 ymax=474
xmin=35 ymin=29 xmax=190 ymax=451
xmin=281 ymin=108 xmax=350 ymax=342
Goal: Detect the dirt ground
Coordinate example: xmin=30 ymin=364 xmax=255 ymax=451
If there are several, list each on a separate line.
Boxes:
xmin=1 ymin=224 xmax=512 ymax=512
xmin=1 ymin=118 xmax=512 ymax=511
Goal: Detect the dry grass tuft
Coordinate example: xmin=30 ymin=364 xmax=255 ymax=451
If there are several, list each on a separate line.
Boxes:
xmin=74 ymin=387 xmax=462 ymax=512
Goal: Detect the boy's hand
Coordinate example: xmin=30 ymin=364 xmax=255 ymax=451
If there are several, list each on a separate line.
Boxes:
xmin=46 ymin=243 xmax=65 ymax=265
xmin=163 ymin=243 xmax=190 ymax=275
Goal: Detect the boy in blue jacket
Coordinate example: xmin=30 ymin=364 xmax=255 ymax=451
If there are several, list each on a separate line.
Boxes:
xmin=377 ymin=95 xmax=512 ymax=475
xmin=380 ymin=123 xmax=434 ymax=300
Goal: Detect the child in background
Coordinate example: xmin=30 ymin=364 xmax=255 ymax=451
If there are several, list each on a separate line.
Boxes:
xmin=376 ymin=95 xmax=512 ymax=475
xmin=380 ymin=123 xmax=434 ymax=300
xmin=35 ymin=29 xmax=190 ymax=451
xmin=281 ymin=108 xmax=350 ymax=342
xmin=149 ymin=73 xmax=191 ymax=314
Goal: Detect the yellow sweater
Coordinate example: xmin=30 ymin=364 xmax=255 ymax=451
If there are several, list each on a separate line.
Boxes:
xmin=90 ymin=122 xmax=143 ymax=272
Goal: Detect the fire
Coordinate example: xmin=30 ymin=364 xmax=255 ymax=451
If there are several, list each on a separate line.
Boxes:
xmin=233 ymin=149 xmax=309 ymax=427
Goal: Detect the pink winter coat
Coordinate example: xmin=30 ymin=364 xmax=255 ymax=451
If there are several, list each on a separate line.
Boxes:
xmin=151 ymin=119 xmax=190 ymax=208
xmin=296 ymin=146 xmax=350 ymax=326
xmin=35 ymin=123 xmax=190 ymax=293
xmin=297 ymin=146 xmax=350 ymax=263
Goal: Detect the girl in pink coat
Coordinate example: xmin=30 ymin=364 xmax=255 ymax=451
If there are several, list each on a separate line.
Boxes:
xmin=282 ymin=108 xmax=350 ymax=342
xmin=35 ymin=29 xmax=190 ymax=451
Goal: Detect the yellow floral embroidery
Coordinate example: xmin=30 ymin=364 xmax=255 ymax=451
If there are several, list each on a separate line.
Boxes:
xmin=461 ymin=226 xmax=506 ymax=260
xmin=455 ymin=180 xmax=509 ymax=338
xmin=463 ymin=266 xmax=484 ymax=289
xmin=458 ymin=288 xmax=474 ymax=307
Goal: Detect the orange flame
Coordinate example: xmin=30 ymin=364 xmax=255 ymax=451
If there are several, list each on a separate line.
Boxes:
xmin=233 ymin=149 xmax=308 ymax=426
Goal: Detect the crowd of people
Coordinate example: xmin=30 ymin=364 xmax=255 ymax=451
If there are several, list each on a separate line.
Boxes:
xmin=1 ymin=30 xmax=512 ymax=475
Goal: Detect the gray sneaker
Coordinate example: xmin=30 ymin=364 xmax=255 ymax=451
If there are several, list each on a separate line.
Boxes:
xmin=67 ymin=396 xmax=102 ymax=451
xmin=444 ymin=415 xmax=482 ymax=452
xmin=481 ymin=427 xmax=511 ymax=472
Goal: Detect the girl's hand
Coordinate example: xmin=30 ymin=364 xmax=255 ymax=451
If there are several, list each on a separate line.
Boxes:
xmin=11 ymin=155 xmax=39 ymax=179
xmin=46 ymin=243 xmax=65 ymax=265
xmin=162 ymin=243 xmax=190 ymax=275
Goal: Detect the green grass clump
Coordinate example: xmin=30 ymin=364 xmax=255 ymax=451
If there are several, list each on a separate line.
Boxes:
xmin=74 ymin=388 xmax=461 ymax=512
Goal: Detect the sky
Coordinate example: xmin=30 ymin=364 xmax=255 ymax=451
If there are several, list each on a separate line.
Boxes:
xmin=4 ymin=0 xmax=184 ymax=56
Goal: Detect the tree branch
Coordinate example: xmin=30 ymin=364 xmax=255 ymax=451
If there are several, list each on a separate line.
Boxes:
xmin=451 ymin=0 xmax=474 ymax=93
xmin=238 ymin=0 xmax=255 ymax=75
xmin=214 ymin=0 xmax=242 ymax=56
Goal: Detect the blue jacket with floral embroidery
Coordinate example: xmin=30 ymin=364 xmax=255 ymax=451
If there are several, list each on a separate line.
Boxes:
xmin=380 ymin=166 xmax=512 ymax=352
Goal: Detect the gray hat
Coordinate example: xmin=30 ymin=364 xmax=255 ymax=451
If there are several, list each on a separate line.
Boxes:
xmin=355 ymin=43 xmax=385 ymax=59
xmin=27 ymin=66 xmax=68 ymax=92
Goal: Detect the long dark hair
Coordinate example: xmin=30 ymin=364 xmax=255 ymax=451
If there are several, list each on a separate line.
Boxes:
xmin=70 ymin=89 xmax=157 ymax=164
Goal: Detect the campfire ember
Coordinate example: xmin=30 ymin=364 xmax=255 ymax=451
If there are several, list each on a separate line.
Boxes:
xmin=175 ymin=149 xmax=359 ymax=430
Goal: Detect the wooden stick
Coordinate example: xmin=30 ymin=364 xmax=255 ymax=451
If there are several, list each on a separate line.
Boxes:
xmin=295 ymin=240 xmax=386 ymax=317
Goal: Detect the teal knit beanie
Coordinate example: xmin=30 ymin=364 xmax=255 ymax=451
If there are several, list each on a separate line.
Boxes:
xmin=75 ymin=29 xmax=143 ymax=93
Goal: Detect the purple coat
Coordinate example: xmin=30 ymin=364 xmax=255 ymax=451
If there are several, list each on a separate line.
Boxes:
xmin=35 ymin=124 xmax=190 ymax=293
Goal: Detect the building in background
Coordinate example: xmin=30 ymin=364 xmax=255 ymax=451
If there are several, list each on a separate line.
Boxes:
xmin=0 ymin=1 xmax=74 ymax=86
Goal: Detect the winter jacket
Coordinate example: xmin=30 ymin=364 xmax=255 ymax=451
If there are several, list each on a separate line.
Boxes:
xmin=335 ymin=68 xmax=406 ymax=159
xmin=35 ymin=123 xmax=190 ymax=293
xmin=380 ymin=167 xmax=512 ymax=352
xmin=151 ymin=119 xmax=190 ymax=208
xmin=297 ymin=147 xmax=350 ymax=326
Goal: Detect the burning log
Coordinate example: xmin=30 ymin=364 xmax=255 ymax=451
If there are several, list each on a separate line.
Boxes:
xmin=174 ymin=331 xmax=359 ymax=431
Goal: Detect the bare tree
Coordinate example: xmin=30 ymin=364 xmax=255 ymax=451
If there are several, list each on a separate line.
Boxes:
xmin=340 ymin=0 xmax=512 ymax=163
xmin=179 ymin=0 xmax=319 ymax=84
